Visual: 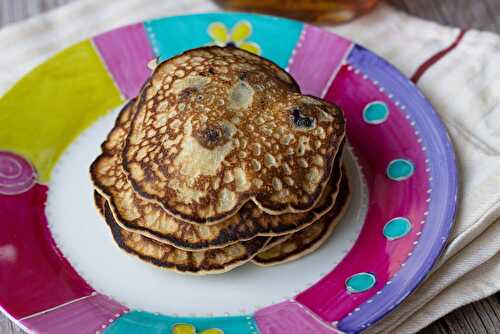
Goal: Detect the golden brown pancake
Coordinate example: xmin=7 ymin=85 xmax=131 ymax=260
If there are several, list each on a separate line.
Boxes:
xmin=259 ymin=233 xmax=293 ymax=252
xmin=122 ymin=46 xmax=345 ymax=224
xmin=91 ymin=101 xmax=344 ymax=250
xmin=94 ymin=192 xmax=270 ymax=275
xmin=253 ymin=171 xmax=350 ymax=266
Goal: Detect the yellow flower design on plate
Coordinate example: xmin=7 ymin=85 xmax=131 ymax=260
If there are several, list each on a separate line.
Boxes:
xmin=208 ymin=20 xmax=261 ymax=55
xmin=172 ymin=323 xmax=224 ymax=334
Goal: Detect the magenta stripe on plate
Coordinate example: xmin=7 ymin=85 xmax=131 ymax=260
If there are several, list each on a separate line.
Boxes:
xmin=295 ymin=64 xmax=428 ymax=322
xmin=93 ymin=23 xmax=155 ymax=99
xmin=0 ymin=184 xmax=93 ymax=319
xmin=254 ymin=300 xmax=342 ymax=334
xmin=287 ymin=25 xmax=352 ymax=97
xmin=22 ymin=293 xmax=128 ymax=334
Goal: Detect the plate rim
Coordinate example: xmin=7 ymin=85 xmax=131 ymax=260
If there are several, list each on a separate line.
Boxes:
xmin=0 ymin=11 xmax=458 ymax=334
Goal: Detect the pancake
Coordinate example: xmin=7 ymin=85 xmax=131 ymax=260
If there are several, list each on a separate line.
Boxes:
xmin=91 ymin=101 xmax=344 ymax=251
xmin=122 ymin=46 xmax=345 ymax=224
xmin=100 ymin=99 xmax=137 ymax=153
xmin=94 ymin=191 xmax=270 ymax=275
xmin=253 ymin=171 xmax=350 ymax=266
xmin=259 ymin=233 xmax=293 ymax=252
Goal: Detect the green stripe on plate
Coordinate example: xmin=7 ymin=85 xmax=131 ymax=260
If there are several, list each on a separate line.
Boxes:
xmin=0 ymin=40 xmax=123 ymax=182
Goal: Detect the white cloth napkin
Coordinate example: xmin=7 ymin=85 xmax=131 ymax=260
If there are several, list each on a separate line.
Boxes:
xmin=1 ymin=1 xmax=499 ymax=333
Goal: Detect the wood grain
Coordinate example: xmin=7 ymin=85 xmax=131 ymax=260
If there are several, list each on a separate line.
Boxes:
xmin=388 ymin=0 xmax=500 ymax=33
xmin=0 ymin=0 xmax=499 ymax=333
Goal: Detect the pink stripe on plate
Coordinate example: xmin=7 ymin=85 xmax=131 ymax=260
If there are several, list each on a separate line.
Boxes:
xmin=288 ymin=25 xmax=352 ymax=97
xmin=93 ymin=23 xmax=155 ymax=99
xmin=22 ymin=293 xmax=128 ymax=334
xmin=254 ymin=300 xmax=341 ymax=334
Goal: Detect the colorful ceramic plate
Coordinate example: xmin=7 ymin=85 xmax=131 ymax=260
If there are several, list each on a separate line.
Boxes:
xmin=0 ymin=13 xmax=457 ymax=334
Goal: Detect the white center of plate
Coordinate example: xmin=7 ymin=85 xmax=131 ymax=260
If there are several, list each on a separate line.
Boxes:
xmin=46 ymin=105 xmax=367 ymax=316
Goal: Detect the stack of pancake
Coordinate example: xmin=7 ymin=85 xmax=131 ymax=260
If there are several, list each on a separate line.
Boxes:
xmin=91 ymin=46 xmax=349 ymax=275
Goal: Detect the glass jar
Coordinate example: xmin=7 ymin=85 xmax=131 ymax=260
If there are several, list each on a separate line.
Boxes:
xmin=215 ymin=0 xmax=379 ymax=24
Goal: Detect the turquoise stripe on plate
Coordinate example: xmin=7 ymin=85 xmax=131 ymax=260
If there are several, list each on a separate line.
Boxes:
xmin=104 ymin=311 xmax=259 ymax=334
xmin=144 ymin=13 xmax=303 ymax=69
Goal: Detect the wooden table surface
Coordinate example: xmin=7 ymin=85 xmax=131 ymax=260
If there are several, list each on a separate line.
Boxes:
xmin=1 ymin=0 xmax=500 ymax=333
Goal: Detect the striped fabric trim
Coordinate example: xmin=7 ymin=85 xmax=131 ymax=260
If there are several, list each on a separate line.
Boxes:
xmin=411 ymin=29 xmax=468 ymax=83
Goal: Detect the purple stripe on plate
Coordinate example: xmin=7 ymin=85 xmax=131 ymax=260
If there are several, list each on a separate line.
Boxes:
xmin=337 ymin=45 xmax=458 ymax=333
xmin=93 ymin=23 xmax=155 ymax=99
xmin=288 ymin=25 xmax=352 ymax=97
xmin=22 ymin=293 xmax=128 ymax=334
xmin=254 ymin=300 xmax=342 ymax=334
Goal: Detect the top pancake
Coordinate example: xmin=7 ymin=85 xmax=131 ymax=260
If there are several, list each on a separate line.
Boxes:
xmin=122 ymin=46 xmax=345 ymax=224
xmin=91 ymin=100 xmax=344 ymax=251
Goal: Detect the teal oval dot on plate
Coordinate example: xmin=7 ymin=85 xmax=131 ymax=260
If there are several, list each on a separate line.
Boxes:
xmin=387 ymin=159 xmax=414 ymax=181
xmin=346 ymin=272 xmax=376 ymax=293
xmin=383 ymin=217 xmax=412 ymax=240
xmin=363 ymin=101 xmax=389 ymax=124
